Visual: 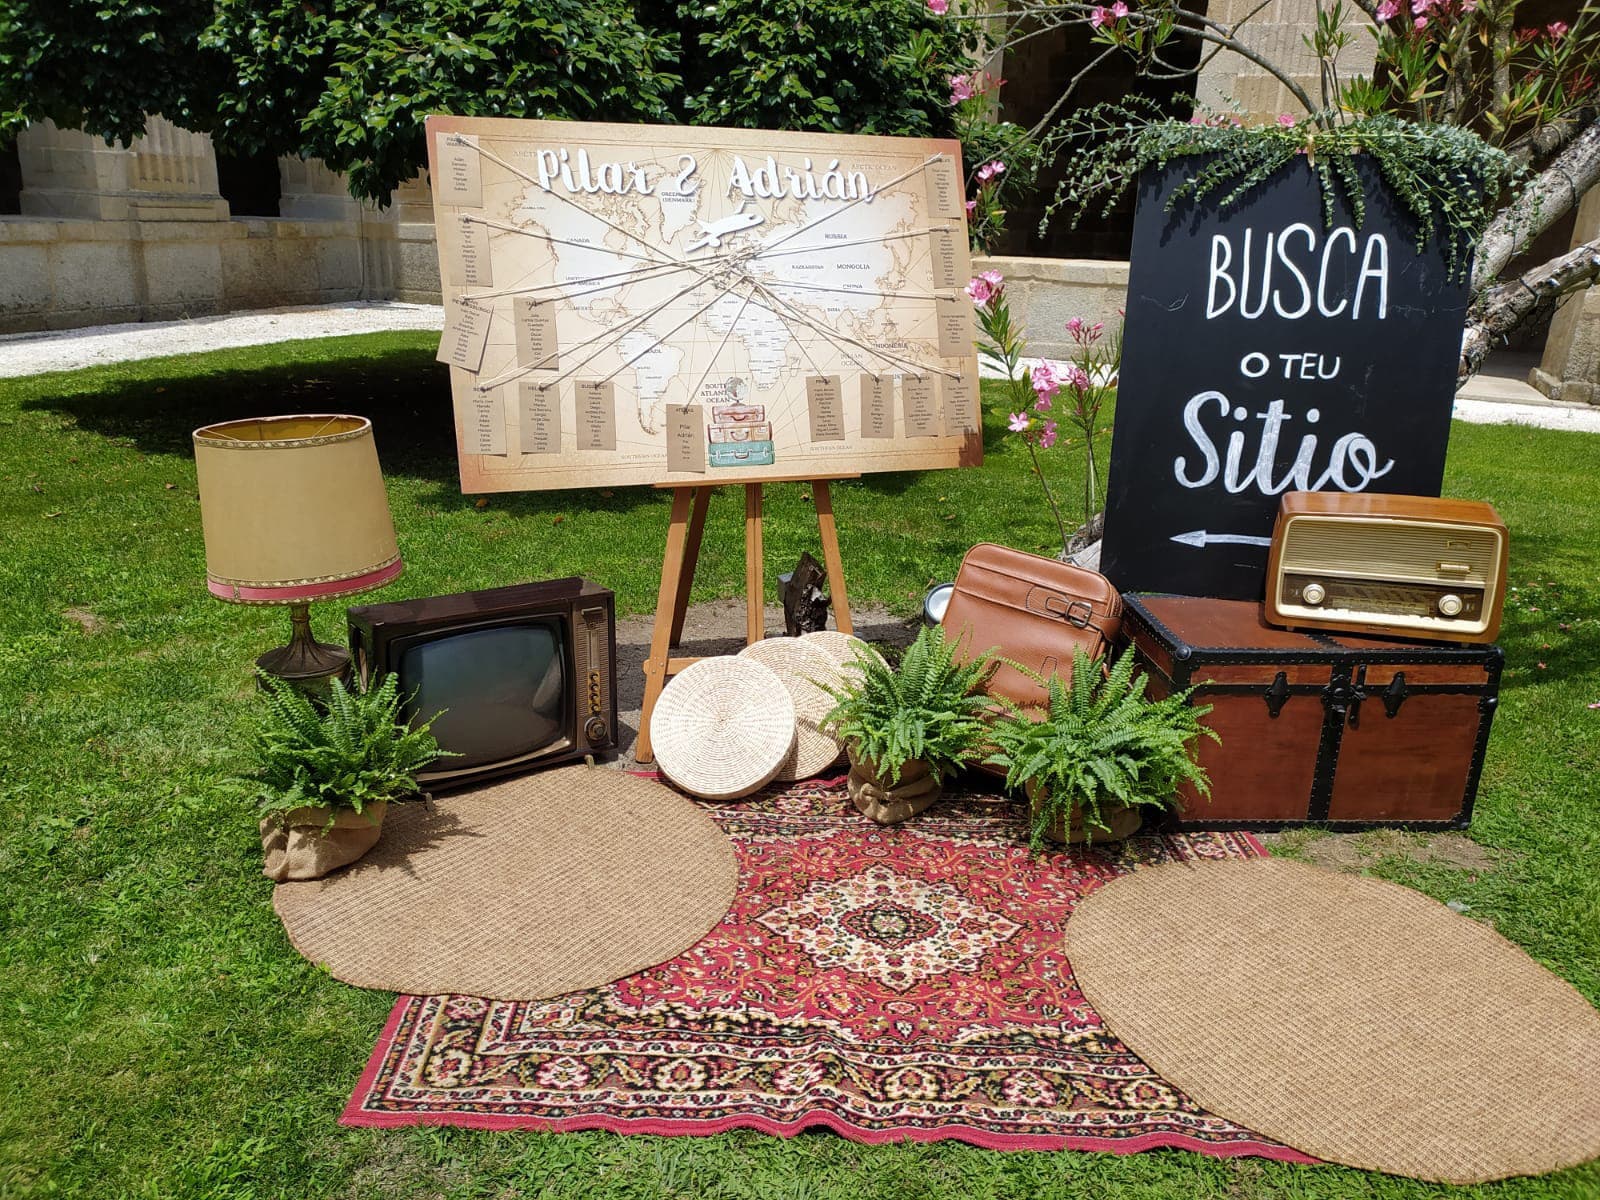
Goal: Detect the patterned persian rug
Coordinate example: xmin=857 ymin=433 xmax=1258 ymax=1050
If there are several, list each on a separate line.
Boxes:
xmin=343 ymin=778 xmax=1310 ymax=1161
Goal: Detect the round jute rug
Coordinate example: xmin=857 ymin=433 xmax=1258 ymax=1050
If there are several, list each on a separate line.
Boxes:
xmin=1065 ymin=858 xmax=1600 ymax=1183
xmin=273 ymin=766 xmax=738 ymax=1000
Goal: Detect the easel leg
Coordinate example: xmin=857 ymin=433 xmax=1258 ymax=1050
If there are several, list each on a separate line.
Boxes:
xmin=812 ymin=480 xmax=853 ymax=634
xmin=669 ymin=487 xmax=711 ymax=648
xmin=745 ymin=483 xmax=764 ymax=645
xmin=637 ymin=487 xmax=695 ymax=765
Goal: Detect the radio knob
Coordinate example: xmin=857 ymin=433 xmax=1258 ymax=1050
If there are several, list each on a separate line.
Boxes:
xmin=1301 ymin=582 xmax=1326 ymax=606
xmin=583 ymin=716 xmax=611 ymax=745
xmin=1438 ymin=593 xmax=1464 ymax=617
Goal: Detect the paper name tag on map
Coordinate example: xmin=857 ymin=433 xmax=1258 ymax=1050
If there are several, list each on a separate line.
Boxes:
xmin=438 ymin=133 xmax=483 ymax=208
xmin=924 ymin=155 xmax=963 ymax=220
xmin=468 ymin=387 xmax=507 ymax=456
xmin=929 ymin=227 xmax=968 ymax=290
xmin=437 ymin=299 xmax=491 ymax=373
xmin=860 ymin=374 xmax=894 ymax=439
xmin=518 ymin=382 xmax=561 ymax=454
xmin=934 ymin=296 xmax=973 ymax=357
xmin=902 ymin=376 xmax=939 ymax=437
xmin=806 ymin=375 xmax=845 ymax=442
xmin=942 ymin=366 xmax=980 ymax=435
xmin=448 ymin=216 xmax=493 ymax=287
xmin=576 ymin=381 xmax=617 ymax=451
xmin=513 ymin=297 xmax=559 ymax=370
xmin=666 ymin=405 xmax=706 ymax=473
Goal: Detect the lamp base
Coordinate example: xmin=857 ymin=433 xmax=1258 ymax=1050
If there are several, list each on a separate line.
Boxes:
xmin=256 ymin=602 xmax=351 ymax=694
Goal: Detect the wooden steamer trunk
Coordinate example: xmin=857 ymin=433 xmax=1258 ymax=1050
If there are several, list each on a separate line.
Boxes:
xmin=1123 ymin=595 xmax=1503 ymax=830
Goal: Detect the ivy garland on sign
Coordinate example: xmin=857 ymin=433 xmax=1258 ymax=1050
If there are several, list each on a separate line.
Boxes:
xmin=1051 ymin=100 xmax=1521 ymax=281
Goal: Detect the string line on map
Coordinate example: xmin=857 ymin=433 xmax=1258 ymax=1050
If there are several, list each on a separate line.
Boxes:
xmin=676 ymin=290 xmax=757 ymax=412
xmin=473 ymin=272 xmax=722 ymax=390
xmin=746 ymin=282 xmax=836 ymax=380
xmin=751 ymin=227 xmax=949 ymax=261
xmin=590 ymin=281 xmax=753 ymax=388
xmin=745 ymin=282 xmax=898 ymax=382
xmin=760 ymin=279 xmax=946 ymax=302
xmin=756 ymin=155 xmax=945 ymax=255
xmin=463 ymin=216 xmax=675 ymax=269
xmin=744 ymin=281 xmax=955 ymax=381
xmin=473 ymin=144 xmax=701 ymax=275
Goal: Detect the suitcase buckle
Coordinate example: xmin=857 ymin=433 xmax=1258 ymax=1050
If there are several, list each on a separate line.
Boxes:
xmin=1045 ymin=596 xmax=1095 ymax=628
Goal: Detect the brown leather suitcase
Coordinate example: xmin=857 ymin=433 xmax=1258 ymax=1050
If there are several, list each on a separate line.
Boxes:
xmin=1123 ymin=594 xmax=1502 ymax=830
xmin=941 ymin=543 xmax=1122 ymax=711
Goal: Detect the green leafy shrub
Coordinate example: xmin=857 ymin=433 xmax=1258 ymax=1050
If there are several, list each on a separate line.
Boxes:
xmin=676 ymin=0 xmax=967 ymax=137
xmin=248 ymin=672 xmax=450 ymax=816
xmin=986 ymin=647 xmax=1217 ymax=849
xmin=819 ymin=624 xmax=999 ymax=786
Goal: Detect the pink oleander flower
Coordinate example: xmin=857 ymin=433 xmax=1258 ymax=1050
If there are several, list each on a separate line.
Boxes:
xmin=1030 ymin=360 xmax=1060 ymax=399
xmin=949 ymin=74 xmax=976 ymax=104
xmin=1034 ymin=395 xmax=1052 ymax=412
xmin=1065 ymin=364 xmax=1092 ymax=391
xmin=1065 ymin=317 xmax=1084 ymax=335
xmin=1376 ymin=0 xmax=1399 ymax=18
xmin=1414 ymin=15 xmax=1428 ymax=29
xmin=965 ymin=275 xmax=997 ymax=304
xmin=1111 ymin=1 xmax=1130 ymax=17
xmin=1007 ymin=412 xmax=1031 ymax=433
xmin=1277 ymin=113 xmax=1296 ymax=127
xmin=965 ymin=199 xmax=977 ymax=215
xmin=976 ymin=160 xmax=1006 ymax=182
xmin=979 ymin=269 xmax=1003 ymax=287
xmin=1549 ymin=20 xmax=1570 ymax=38
xmin=1039 ymin=421 xmax=1059 ymax=449
xmin=927 ymin=0 xmax=949 ymax=13
xmin=1090 ymin=6 xmax=1112 ymax=28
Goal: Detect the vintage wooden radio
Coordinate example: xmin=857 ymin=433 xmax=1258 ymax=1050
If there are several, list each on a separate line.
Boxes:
xmin=1264 ymin=492 xmax=1507 ymax=643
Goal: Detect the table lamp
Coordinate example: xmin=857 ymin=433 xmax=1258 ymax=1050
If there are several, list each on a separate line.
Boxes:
xmin=193 ymin=414 xmax=404 ymax=688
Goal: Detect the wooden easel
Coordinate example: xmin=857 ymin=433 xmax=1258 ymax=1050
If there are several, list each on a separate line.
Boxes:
xmin=635 ymin=476 xmax=857 ymax=765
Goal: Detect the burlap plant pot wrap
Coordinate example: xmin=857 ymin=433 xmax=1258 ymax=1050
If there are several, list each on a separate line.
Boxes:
xmin=260 ymin=801 xmax=387 ymax=882
xmin=846 ymin=748 xmax=940 ymax=825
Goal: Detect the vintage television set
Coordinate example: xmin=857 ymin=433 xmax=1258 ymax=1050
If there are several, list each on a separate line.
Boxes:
xmin=347 ymin=577 xmax=616 ymax=790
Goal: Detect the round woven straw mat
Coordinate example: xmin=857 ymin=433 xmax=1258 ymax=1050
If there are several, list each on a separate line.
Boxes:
xmin=1066 ymin=858 xmax=1600 ymax=1183
xmin=272 ymin=766 xmax=738 ymax=1000
xmin=801 ymin=630 xmax=885 ymax=673
xmin=651 ymin=656 xmax=796 ymax=800
xmin=738 ymin=637 xmax=847 ymax=781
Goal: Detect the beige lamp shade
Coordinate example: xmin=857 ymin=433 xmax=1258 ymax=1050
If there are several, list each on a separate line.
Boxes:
xmin=193 ymin=415 xmax=402 ymax=605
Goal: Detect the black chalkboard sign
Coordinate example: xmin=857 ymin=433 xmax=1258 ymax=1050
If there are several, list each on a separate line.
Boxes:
xmin=1100 ymin=156 xmax=1470 ymax=600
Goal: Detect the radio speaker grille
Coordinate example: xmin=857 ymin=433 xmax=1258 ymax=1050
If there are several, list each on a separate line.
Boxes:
xmin=1282 ymin=519 xmax=1500 ymax=583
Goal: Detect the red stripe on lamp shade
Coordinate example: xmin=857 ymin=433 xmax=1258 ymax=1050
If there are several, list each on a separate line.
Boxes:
xmin=208 ymin=558 xmax=404 ymax=604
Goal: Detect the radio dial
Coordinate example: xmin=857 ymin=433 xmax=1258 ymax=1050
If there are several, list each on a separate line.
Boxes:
xmin=584 ymin=716 xmax=611 ymax=745
xmin=1438 ymin=593 xmax=1464 ymax=618
xmin=1301 ymin=582 xmax=1326 ymax=606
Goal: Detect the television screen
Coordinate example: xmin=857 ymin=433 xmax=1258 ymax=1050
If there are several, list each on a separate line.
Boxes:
xmin=399 ymin=622 xmax=567 ymax=769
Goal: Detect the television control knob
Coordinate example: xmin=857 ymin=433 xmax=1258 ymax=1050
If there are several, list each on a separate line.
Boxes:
xmin=584 ymin=716 xmax=611 ymax=745
xmin=1301 ymin=581 xmax=1326 ymax=606
xmin=1438 ymin=593 xmax=1464 ymax=617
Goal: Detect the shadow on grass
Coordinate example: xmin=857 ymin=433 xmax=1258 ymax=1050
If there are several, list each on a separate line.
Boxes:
xmin=22 ymin=345 xmax=464 ymax=485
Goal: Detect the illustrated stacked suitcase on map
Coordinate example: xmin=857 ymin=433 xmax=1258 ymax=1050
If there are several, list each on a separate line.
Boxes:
xmin=708 ymin=403 xmax=776 ymax=469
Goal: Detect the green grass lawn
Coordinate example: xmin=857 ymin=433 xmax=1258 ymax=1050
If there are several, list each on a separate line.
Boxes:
xmin=1 ymin=332 xmax=1597 ymax=1199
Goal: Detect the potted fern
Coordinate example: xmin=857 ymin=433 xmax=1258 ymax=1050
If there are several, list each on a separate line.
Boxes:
xmin=986 ymin=648 xmax=1218 ymax=849
xmin=250 ymin=672 xmax=451 ymax=881
xmin=819 ymin=625 xmax=1000 ymax=825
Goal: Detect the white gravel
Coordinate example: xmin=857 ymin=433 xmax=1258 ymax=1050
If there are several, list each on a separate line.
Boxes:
xmin=1 ymin=302 xmax=1595 ymax=433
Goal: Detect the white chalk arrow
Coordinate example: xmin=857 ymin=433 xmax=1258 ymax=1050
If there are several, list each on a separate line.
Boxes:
xmin=1170 ymin=529 xmax=1274 ymax=548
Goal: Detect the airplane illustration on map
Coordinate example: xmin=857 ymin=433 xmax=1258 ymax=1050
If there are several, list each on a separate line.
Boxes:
xmin=684 ymin=202 xmax=765 ymax=253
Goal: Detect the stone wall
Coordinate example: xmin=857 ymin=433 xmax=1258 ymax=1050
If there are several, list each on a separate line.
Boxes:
xmin=971 ymin=255 xmax=1129 ymax=360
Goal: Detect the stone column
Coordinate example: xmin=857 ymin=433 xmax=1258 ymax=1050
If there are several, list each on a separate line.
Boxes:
xmin=1530 ymin=186 xmax=1600 ymax=405
xmin=18 ymin=116 xmax=230 ymax=221
xmin=1195 ymin=0 xmax=1375 ymax=123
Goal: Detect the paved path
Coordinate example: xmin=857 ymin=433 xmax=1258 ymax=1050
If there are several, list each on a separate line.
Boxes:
xmin=2 ymin=302 xmax=1597 ymax=433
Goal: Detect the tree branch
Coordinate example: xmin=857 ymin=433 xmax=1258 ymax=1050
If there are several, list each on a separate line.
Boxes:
xmin=1460 ymin=235 xmax=1600 ymax=383
xmin=1471 ymin=117 xmax=1600 ymax=292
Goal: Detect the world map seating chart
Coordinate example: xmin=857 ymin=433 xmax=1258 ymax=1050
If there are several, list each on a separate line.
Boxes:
xmin=425 ymin=116 xmax=983 ymax=492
